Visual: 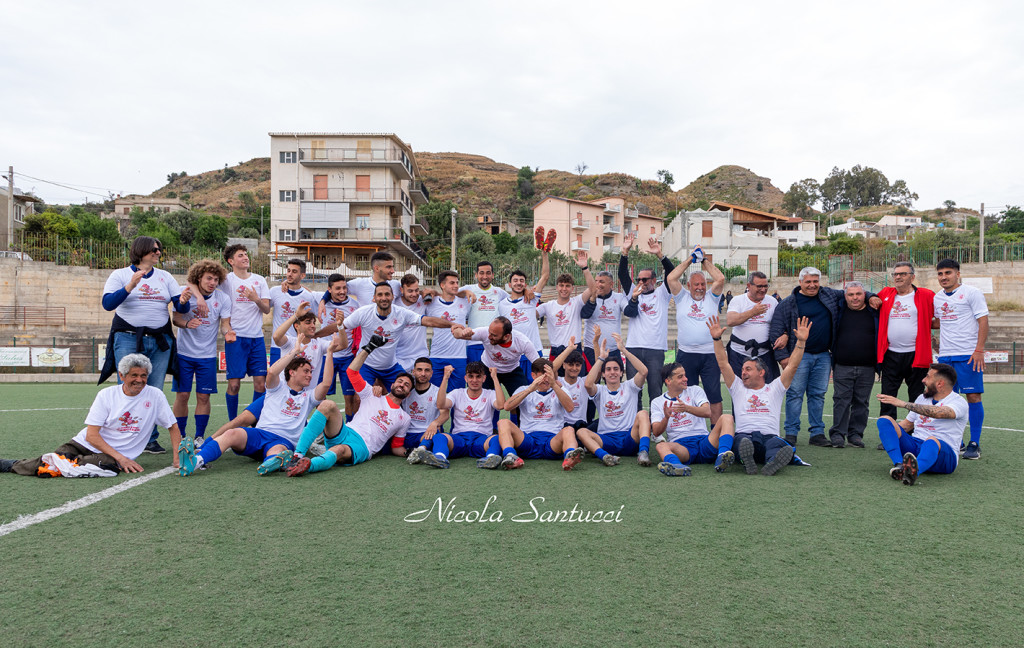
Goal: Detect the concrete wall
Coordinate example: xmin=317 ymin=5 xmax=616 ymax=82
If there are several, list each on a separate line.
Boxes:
xmin=0 ymin=259 xmax=115 ymax=335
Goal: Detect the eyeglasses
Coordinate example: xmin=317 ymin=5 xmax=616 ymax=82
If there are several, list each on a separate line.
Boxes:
xmin=752 ymin=283 xmax=769 ymax=289
xmin=892 ymin=272 xmax=911 ymax=277
xmin=638 ymin=276 xmax=656 ymax=282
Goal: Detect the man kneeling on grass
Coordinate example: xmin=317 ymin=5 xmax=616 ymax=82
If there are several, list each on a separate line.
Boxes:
xmin=485 ymin=358 xmax=585 ymax=471
xmin=651 ymin=362 xmax=736 ymax=477
xmin=875 ymin=363 xmax=967 ymax=486
xmin=1 ymin=354 xmax=181 ymax=477
xmin=576 ymin=328 xmax=653 ymax=467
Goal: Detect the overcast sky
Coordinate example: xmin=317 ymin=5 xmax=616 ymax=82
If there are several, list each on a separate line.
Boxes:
xmin=3 ymin=0 xmax=1022 ymax=213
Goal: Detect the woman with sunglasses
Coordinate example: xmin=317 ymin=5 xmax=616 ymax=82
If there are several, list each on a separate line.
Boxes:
xmin=97 ymin=236 xmax=193 ymax=454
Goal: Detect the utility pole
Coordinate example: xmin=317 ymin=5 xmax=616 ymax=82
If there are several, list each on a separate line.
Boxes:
xmin=260 ymin=204 xmax=264 ymax=239
xmin=6 ymin=166 xmax=13 ymax=249
xmin=450 ymin=208 xmax=457 ymax=271
xmin=979 ymin=202 xmax=985 ymax=263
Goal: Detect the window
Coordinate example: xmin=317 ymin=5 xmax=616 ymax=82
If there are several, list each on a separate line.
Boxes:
xmin=280 ymin=190 xmax=296 ymax=202
xmin=14 ymin=205 xmax=24 ymax=223
xmin=355 ymin=175 xmax=370 ymax=195
xmin=280 ymin=151 xmax=297 ymax=163
xmin=163 ymin=207 xmax=170 ymax=213
xmin=313 ymin=175 xmax=328 ymax=200
xmin=705 ymin=253 xmax=713 ymax=264
xmin=650 ymin=226 xmax=656 ymax=235
xmin=123 ymin=207 xmax=130 ymax=215
xmin=356 ymin=215 xmax=370 ymax=229
xmin=311 ymin=140 xmax=326 ymax=160
xmin=702 ymin=220 xmax=713 ymax=237
xmin=280 ymin=229 xmax=296 ymax=242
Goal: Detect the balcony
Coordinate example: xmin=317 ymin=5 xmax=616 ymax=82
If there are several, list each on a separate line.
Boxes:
xmin=624 ymin=208 xmax=639 ymax=219
xmin=603 ymin=245 xmax=621 ymax=254
xmin=297 ymin=147 xmax=413 ymax=180
xmin=603 ymin=224 xmax=621 ymax=235
xmin=570 ymin=241 xmax=591 ymax=251
xmin=571 ymin=219 xmax=590 ymax=230
xmin=602 ymin=203 xmax=622 ymax=214
xmin=295 ymin=226 xmax=427 ymax=262
xmin=299 ymin=187 xmax=413 ymax=212
xmin=409 ymin=180 xmax=430 ymax=205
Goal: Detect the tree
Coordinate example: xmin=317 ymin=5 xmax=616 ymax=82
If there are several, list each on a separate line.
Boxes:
xmin=461 ymin=230 xmax=495 ymax=256
xmin=575 ymin=162 xmax=589 ymax=178
xmin=656 ymin=169 xmax=674 ymax=192
xmin=1000 ymin=206 xmax=1024 ymax=233
xmin=194 ymin=214 xmax=228 ymax=248
xmin=885 ymin=179 xmax=918 ymax=208
xmin=827 ymin=233 xmax=863 ymax=255
xmin=819 ymin=167 xmax=845 ymax=212
xmin=944 ymin=200 xmax=957 ymax=212
xmin=158 ymin=210 xmax=199 ymax=244
xmin=70 ymin=210 xmax=122 ymax=242
xmin=23 ymin=211 xmax=80 ymax=237
xmin=782 ymin=179 xmax=821 ymax=219
xmin=493 ymin=231 xmax=519 ymax=254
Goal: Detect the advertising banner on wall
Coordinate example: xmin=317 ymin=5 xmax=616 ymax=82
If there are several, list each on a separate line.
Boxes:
xmin=31 ymin=347 xmax=70 ymax=367
xmin=0 ymin=347 xmax=31 ymax=366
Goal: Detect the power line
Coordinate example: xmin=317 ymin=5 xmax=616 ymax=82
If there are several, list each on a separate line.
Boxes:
xmin=12 ymin=171 xmax=115 ymax=200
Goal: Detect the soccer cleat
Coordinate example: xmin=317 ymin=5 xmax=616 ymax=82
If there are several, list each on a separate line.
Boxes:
xmin=361 ymin=334 xmax=387 ymax=354
xmin=177 ymin=437 xmax=198 ymax=477
xmin=257 ymin=449 xmax=293 ymax=475
xmin=761 ymin=445 xmax=794 ymax=476
xmin=534 ymin=225 xmax=546 ymax=250
xmin=962 ymin=441 xmax=981 ymax=460
xmin=544 ymin=227 xmax=557 ymax=252
xmin=561 ymin=447 xmax=584 ymax=471
xmin=284 ymin=452 xmax=303 ymax=473
xmin=476 ymin=454 xmax=502 ymax=469
xmin=501 ymin=453 xmax=524 ymax=470
xmin=890 ymin=463 xmax=905 ymax=481
xmin=286 ymin=456 xmax=312 ymax=477
xmin=901 ymin=452 xmax=919 ymax=486
xmin=658 ymin=461 xmax=691 ymax=477
xmin=637 ymin=450 xmax=651 ymax=467
xmin=407 ymin=446 xmax=428 ymax=465
xmin=601 ymin=454 xmax=620 ymax=467
xmin=144 ymin=440 xmax=166 ymax=455
xmin=308 ymin=441 xmax=327 ymax=457
xmin=714 ymin=450 xmax=735 ymax=473
xmin=738 ymin=437 xmax=758 ymax=475
xmin=421 ymin=452 xmax=450 ymax=469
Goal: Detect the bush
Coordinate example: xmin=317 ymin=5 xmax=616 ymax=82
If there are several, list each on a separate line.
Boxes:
xmin=237 ymin=227 xmax=260 ymax=239
xmin=461 ymin=230 xmax=495 ymax=256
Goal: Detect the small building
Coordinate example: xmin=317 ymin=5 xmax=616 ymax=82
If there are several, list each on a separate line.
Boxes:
xmin=104 ymin=196 xmax=191 ymax=234
xmin=531 ymin=196 xmax=663 ymax=263
xmin=0 ymin=186 xmax=44 ymax=245
xmin=663 ymin=201 xmax=786 ymax=275
xmin=775 ymin=216 xmax=818 ymax=247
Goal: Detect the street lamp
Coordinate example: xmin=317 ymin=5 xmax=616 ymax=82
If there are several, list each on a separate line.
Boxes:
xmin=450 ymin=207 xmax=457 ymax=271
xmin=260 ymin=205 xmax=264 ymax=240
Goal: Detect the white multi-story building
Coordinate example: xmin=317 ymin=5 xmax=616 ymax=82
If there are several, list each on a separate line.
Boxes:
xmin=268 ymin=132 xmax=429 ymax=269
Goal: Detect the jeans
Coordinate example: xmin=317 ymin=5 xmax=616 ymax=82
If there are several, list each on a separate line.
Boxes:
xmin=112 ymin=331 xmax=173 ymax=443
xmin=783 ymin=351 xmax=831 ymax=439
xmin=829 ymin=364 xmax=875 ymax=439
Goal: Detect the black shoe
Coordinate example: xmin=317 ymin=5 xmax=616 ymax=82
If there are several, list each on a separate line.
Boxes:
xmin=738 ymin=437 xmax=758 ymax=475
xmin=809 ymin=435 xmax=832 ymax=447
xmin=361 ymin=334 xmax=387 ymax=354
xmin=0 ymin=458 xmax=15 ymax=473
xmin=876 ymin=442 xmax=885 ymax=451
xmin=784 ymin=434 xmax=798 ymax=446
xmin=848 ymin=435 xmax=865 ymax=448
xmin=962 ymin=441 xmax=981 ymax=460
xmin=762 ymin=445 xmax=795 ymax=476
xmin=829 ymin=434 xmax=846 ymax=448
xmin=144 ymin=441 xmax=166 ymax=455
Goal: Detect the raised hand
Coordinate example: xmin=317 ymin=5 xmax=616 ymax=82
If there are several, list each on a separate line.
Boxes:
xmin=126 ymin=269 xmax=146 ymax=292
xmin=794 ymin=316 xmax=812 ymax=342
xmin=632 ymin=282 xmax=644 ymax=299
xmin=296 ymin=301 xmax=311 ymax=317
xmin=647 ymin=236 xmax=662 ymax=257
xmin=593 ymin=325 xmax=602 ymax=348
xmin=621 ymin=232 xmax=636 ymax=254
xmin=575 ymin=249 xmax=589 ymax=268
xmin=705 ymin=315 xmax=725 ymax=340
xmin=610 ymin=332 xmax=623 ymax=349
xmin=443 ymin=364 xmax=454 ymax=378
xmin=328 ymin=333 xmax=345 ymax=354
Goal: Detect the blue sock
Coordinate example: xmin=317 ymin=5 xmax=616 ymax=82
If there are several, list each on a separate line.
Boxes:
xmin=663 ymin=453 xmax=683 ymax=466
xmin=195 ymin=415 xmax=209 ymax=437
xmin=719 ymin=434 xmax=734 ymax=454
xmin=639 ymin=437 xmax=650 ymax=453
xmin=198 ymin=440 xmax=222 ymax=465
xmin=310 ymin=451 xmax=338 ymax=473
xmin=594 ymin=448 xmax=608 ymax=460
xmin=501 ymin=446 xmax=515 ymax=457
xmin=968 ymin=401 xmax=984 ymax=445
xmin=877 ymin=419 xmax=903 ymax=465
xmin=295 ymin=410 xmax=328 ymax=455
xmin=563 ymin=448 xmax=574 ymax=459
xmin=486 ymin=436 xmax=500 ymax=456
xmin=226 ymin=394 xmax=239 ymax=421
xmin=253 ymin=390 xmax=265 ymax=405
xmin=430 ymin=436 xmax=448 ymax=457
xmin=917 ymin=439 xmax=939 ymax=473
xmin=175 ymin=416 xmax=188 ymax=437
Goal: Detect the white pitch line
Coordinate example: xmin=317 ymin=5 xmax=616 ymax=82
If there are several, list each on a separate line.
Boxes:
xmin=0 ymin=466 xmax=174 ymax=538
xmin=0 ymin=407 xmax=88 ymax=413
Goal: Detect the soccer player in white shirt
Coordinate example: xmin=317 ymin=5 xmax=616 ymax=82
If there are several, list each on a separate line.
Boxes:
xmin=319 ymin=273 xmax=360 ymax=417
xmin=875 ymin=363 xmax=969 ymax=485
xmin=343 ymin=251 xmax=402 ymax=306
xmin=171 ymin=260 xmax=235 ymax=446
xmin=221 ymin=244 xmax=271 ymax=422
xmin=395 ymin=358 xmax=449 ymax=455
xmin=497 ymin=248 xmax=550 ymax=374
xmin=620 ymin=233 xmax=676 ymax=402
xmin=268 ymin=259 xmax=318 ymax=365
xmin=1 ymin=354 xmax=181 ymax=476
xmin=485 ymin=358 xmax=585 ymax=471
xmin=272 ymin=302 xmax=333 ymax=387
xmin=726 ymin=272 xmax=779 ymax=382
xmin=408 ymin=361 xmax=505 ymax=469
xmin=462 ymin=261 xmax=510 ymax=364
xmin=708 ymin=315 xmax=811 ymax=476
xmin=537 ymin=250 xmax=595 ymax=363
xmin=651 ymin=362 xmax=736 ymax=477
xmin=577 ymin=329 xmax=653 ymax=467
xmin=426 ymin=270 xmax=472 ymax=390
xmin=394 ymin=274 xmax=430 ymax=372
xmin=552 ymin=339 xmax=588 ymax=430
xmin=453 ymin=317 xmax=541 ymax=397
xmin=933 ymin=258 xmax=989 ymax=460
xmin=666 ymin=246 xmax=727 ymax=424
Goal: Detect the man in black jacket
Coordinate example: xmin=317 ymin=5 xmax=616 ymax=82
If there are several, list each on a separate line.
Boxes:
xmin=829 ymin=282 xmax=879 ymax=448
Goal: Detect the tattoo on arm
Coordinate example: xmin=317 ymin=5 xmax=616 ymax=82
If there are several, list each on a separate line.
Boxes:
xmin=904 ymin=402 xmax=956 ymax=419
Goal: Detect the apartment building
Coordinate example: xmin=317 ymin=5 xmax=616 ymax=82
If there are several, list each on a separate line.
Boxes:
xmin=1 ymin=185 xmax=43 ymax=246
xmin=268 ymin=132 xmax=429 ymax=268
xmin=531 ymin=195 xmax=663 ymax=263
xmin=663 ymin=202 xmax=788 ymax=274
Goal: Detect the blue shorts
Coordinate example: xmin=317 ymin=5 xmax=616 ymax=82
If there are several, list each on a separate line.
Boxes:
xmin=226 ymin=337 xmax=267 ymax=380
xmin=240 ymin=427 xmax=295 ymax=460
xmin=467 ymin=345 xmax=484 ymax=363
xmin=938 ymin=355 xmax=984 ymax=394
xmin=598 ymin=430 xmax=640 ymax=456
xmin=449 ymin=431 xmax=491 ymax=459
xmin=670 ymin=434 xmax=718 ymax=465
xmin=173 ymin=354 xmax=218 ymax=394
xmin=431 ymin=358 xmax=467 ymax=391
xmin=321 ymin=355 xmax=355 ymax=396
xmin=359 ymin=363 xmax=407 ymax=390
xmin=269 ymin=346 xmax=282 ymax=365
xmin=897 ymin=433 xmax=959 ymax=474
xmin=517 ymin=430 xmax=559 ymax=460
xmin=245 ymin=396 xmax=265 ymax=421
xmin=402 ymin=431 xmax=424 ymax=449
xmin=675 ymin=351 xmax=723 ymax=404
xmin=325 ymin=424 xmax=371 ymax=466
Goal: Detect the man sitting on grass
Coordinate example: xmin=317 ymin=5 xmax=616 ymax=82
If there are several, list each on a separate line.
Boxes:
xmin=486 ymin=358 xmax=586 ymax=471
xmin=576 ymin=328 xmax=653 ymax=467
xmin=651 ymin=362 xmax=736 ymax=477
xmin=407 ymin=361 xmax=504 ymax=469
xmin=552 ymin=338 xmax=589 ymax=430
xmin=1 ymin=354 xmax=180 ymax=477
xmin=875 ymin=363 xmax=968 ymax=486
xmin=707 ymin=315 xmax=811 ymax=476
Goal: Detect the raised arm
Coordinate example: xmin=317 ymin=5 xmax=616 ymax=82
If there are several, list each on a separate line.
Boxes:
xmin=703 ymin=255 xmax=726 ymax=296
xmin=551 ymin=336 xmax=577 ymax=372
xmin=491 ymin=366 xmax=506 ymax=410
xmin=273 ymin=301 xmax=309 ymax=346
xmin=575 ymin=250 xmax=596 ymax=301
xmin=532 ymin=249 xmax=551 ymax=295
xmin=876 ymin=394 xmax=959 ymax=419
xmin=616 ymin=333 xmax=648 ymax=386
xmin=548 ymin=365 xmax=575 ymax=412
xmin=504 ymin=376 xmax=540 ymax=411
xmin=618 ymin=233 xmax=635 ymax=294
xmin=666 ymin=256 xmax=688 ymax=295
xmin=435 ymin=365 xmax=453 ymax=411
xmin=706 ymin=315 xmax=736 ymax=387
xmin=267 ymin=340 xmax=303 ymax=390
xmin=779 ymin=317 xmax=811 ymax=389
xmin=584 ymin=335 xmax=608 ymax=396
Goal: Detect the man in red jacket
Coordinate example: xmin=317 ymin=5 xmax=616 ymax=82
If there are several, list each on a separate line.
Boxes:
xmin=875 ymin=262 xmax=935 ymax=448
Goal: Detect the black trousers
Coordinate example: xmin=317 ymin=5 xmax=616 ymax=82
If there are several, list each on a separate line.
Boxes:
xmin=879 ymin=350 xmax=928 ymax=419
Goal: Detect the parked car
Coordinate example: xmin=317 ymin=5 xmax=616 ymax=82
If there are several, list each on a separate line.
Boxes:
xmin=0 ymin=251 xmax=32 ymax=260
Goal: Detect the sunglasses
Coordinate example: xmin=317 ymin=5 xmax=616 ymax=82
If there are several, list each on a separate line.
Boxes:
xmin=149 ymin=246 xmax=163 ymax=254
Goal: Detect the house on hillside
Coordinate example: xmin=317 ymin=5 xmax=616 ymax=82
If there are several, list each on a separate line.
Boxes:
xmin=268 ymin=132 xmax=430 ymax=270
xmin=102 ymin=196 xmax=191 ymax=235
xmin=827 ymin=217 xmax=875 ymax=238
xmin=0 ymin=186 xmax=43 ymax=245
xmin=531 ymin=196 xmax=663 ymax=263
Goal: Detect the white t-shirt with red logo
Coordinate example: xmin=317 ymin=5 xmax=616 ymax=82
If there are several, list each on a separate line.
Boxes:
xmin=537 ymin=296 xmax=585 ymax=349
xmin=427 ymin=297 xmax=470 ymax=358
xmin=650 ymin=387 xmax=710 ymax=442
xmin=728 ymin=376 xmax=787 ymax=436
xmin=222 ymin=272 xmax=270 ymax=338
xmin=255 ymin=379 xmax=322 ymax=445
xmin=469 ymin=328 xmax=540 ymax=373
xmin=461 ymin=284 xmax=509 ymax=346
xmin=907 ymin=392 xmax=968 ymax=463
xmin=278 ymin=335 xmax=330 ymax=390
xmin=269 ymin=287 xmax=318 ymax=349
xmin=343 ymin=305 xmax=423 ymax=370
xmin=176 ymin=289 xmax=232 ymax=359
xmin=558 ymin=376 xmax=587 ymax=423
xmin=104 ymin=266 xmax=182 ymax=328
xmin=727 ymin=293 xmax=778 ymax=356
xmin=322 ymin=297 xmax=360 ymax=359
xmin=591 ymin=380 xmax=641 ymax=435
xmin=498 ymin=296 xmax=543 ymax=351
xmin=394 ymin=297 xmax=429 ymax=367
xmin=346 ymin=278 xmax=402 ymax=309
xmin=73 ymin=384 xmax=176 ymax=460
xmin=583 ymin=292 xmax=628 ymax=353
xmin=401 ymin=384 xmax=440 ymax=437
xmin=935 ymin=284 xmax=989 ymax=357
xmin=672 ymin=288 xmax=721 ymax=354
xmin=512 ymin=386 xmax=566 ymax=433
xmin=349 ymin=381 xmax=411 ymax=454
xmin=887 ymin=292 xmax=919 ymax=353
xmin=447 ymin=388 xmax=498 ymax=435
xmin=625 ymin=284 xmax=671 ymax=351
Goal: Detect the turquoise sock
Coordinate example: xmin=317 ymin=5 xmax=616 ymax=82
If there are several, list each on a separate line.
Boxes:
xmin=917 ymin=439 xmax=939 ymax=473
xmin=719 ymin=434 xmax=734 ymax=454
xmin=310 ymin=451 xmax=338 ymax=473
xmin=195 ymin=415 xmax=209 ymax=437
xmin=296 ymin=410 xmax=328 ymax=455
xmin=639 ymin=437 xmax=650 ymax=453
